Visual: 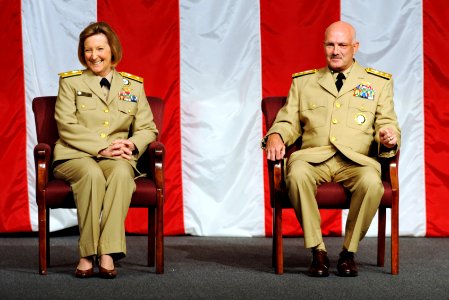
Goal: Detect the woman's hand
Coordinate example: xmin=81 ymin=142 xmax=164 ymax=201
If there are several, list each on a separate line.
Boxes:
xmin=99 ymin=139 xmax=136 ymax=160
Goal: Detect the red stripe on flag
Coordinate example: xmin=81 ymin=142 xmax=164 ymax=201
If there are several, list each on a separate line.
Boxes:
xmin=99 ymin=0 xmax=185 ymax=234
xmin=260 ymin=0 xmax=341 ymax=236
xmin=423 ymin=0 xmax=449 ymax=236
xmin=0 ymin=0 xmax=31 ymax=232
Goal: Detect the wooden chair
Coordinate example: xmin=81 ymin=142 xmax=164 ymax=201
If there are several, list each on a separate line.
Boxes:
xmin=32 ymin=96 xmax=165 ymax=275
xmin=262 ymin=96 xmax=399 ymax=275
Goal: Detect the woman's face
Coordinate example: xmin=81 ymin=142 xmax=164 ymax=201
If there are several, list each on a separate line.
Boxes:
xmin=84 ymin=33 xmax=112 ymax=77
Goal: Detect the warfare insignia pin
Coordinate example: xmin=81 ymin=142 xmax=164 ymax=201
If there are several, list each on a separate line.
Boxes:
xmin=122 ymin=78 xmax=130 ymax=86
xmin=355 ymin=113 xmax=367 ymax=125
xmin=353 ymin=82 xmax=375 ymax=100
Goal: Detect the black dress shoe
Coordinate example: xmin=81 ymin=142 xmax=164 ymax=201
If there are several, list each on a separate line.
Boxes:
xmin=337 ymin=250 xmax=358 ymax=277
xmin=307 ymin=249 xmax=330 ymax=277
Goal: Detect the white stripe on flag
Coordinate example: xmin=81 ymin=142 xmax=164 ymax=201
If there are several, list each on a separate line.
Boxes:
xmin=341 ymin=0 xmax=426 ymax=236
xmin=23 ymin=0 xmax=96 ymax=231
xmin=180 ymin=0 xmax=264 ymax=236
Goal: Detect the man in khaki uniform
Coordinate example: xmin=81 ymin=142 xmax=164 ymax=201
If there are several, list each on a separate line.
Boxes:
xmin=263 ymin=21 xmax=400 ymax=277
xmin=53 ymin=22 xmax=158 ymax=278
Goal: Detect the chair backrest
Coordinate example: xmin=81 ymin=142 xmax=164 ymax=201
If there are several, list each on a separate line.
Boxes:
xmin=32 ymin=96 xmax=164 ymax=146
xmin=262 ymin=96 xmax=302 ymax=158
xmin=146 ymin=96 xmax=164 ymax=138
xmin=32 ymin=96 xmax=59 ymax=147
xmin=261 ymin=96 xmax=286 ymax=130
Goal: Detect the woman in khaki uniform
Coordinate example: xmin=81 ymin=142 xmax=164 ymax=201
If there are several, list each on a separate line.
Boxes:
xmin=53 ymin=22 xmax=158 ymax=278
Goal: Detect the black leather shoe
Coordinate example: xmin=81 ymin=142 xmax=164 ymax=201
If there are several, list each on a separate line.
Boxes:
xmin=337 ymin=250 xmax=358 ymax=277
xmin=307 ymin=249 xmax=330 ymax=277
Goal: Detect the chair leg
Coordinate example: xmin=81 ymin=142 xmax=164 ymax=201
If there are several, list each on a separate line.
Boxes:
xmin=155 ymin=189 xmax=164 ymax=274
xmin=38 ymin=204 xmax=48 ymax=275
xmin=46 ymin=209 xmax=50 ymax=265
xmin=391 ymin=193 xmax=399 ymax=275
xmin=377 ymin=207 xmax=386 ymax=267
xmin=272 ymin=223 xmax=276 ymax=268
xmin=274 ymin=200 xmax=283 ymax=275
xmin=148 ymin=208 xmax=156 ymax=267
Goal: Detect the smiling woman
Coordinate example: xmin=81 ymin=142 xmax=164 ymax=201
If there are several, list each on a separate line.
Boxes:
xmin=83 ymin=34 xmax=112 ymax=77
xmin=53 ymin=21 xmax=158 ymax=279
xmin=78 ymin=22 xmax=122 ymax=75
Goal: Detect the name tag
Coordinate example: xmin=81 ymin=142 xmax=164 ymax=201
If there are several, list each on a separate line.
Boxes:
xmin=76 ymin=91 xmax=92 ymax=97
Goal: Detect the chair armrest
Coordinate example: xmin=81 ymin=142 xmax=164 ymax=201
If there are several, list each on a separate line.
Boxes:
xmin=34 ymin=143 xmax=52 ymax=196
xmin=147 ymin=141 xmax=166 ymax=189
xmin=388 ymin=151 xmax=399 ymax=193
xmin=379 ymin=150 xmax=399 ymax=192
xmin=267 ymin=159 xmax=284 ymax=193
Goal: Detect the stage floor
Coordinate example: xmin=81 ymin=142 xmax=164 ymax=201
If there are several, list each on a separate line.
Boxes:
xmin=0 ymin=235 xmax=447 ymax=299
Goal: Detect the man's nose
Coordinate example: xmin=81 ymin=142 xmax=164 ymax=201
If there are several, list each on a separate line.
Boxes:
xmin=332 ymin=46 xmax=340 ymax=54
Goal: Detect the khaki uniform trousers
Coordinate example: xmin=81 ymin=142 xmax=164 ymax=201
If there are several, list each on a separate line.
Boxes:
xmin=54 ymin=157 xmax=136 ymax=259
xmin=285 ymin=153 xmax=383 ymax=253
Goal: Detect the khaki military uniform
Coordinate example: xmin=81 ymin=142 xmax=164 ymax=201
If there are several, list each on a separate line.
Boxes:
xmin=265 ymin=61 xmax=401 ymax=252
xmin=53 ymin=68 xmax=158 ymax=259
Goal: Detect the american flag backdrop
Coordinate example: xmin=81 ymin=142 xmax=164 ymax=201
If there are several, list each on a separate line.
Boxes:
xmin=1 ymin=0 xmax=448 ymax=237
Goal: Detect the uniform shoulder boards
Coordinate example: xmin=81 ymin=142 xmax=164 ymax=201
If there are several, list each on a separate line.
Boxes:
xmin=365 ymin=68 xmax=392 ymax=80
xmin=292 ymin=69 xmax=318 ymax=78
xmin=58 ymin=70 xmax=83 ymax=78
xmin=119 ymin=71 xmax=144 ymax=83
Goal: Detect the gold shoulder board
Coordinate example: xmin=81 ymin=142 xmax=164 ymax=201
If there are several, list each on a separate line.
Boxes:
xmin=365 ymin=68 xmax=392 ymax=80
xmin=58 ymin=70 xmax=83 ymax=78
xmin=119 ymin=72 xmax=144 ymax=83
xmin=292 ymin=69 xmax=318 ymax=78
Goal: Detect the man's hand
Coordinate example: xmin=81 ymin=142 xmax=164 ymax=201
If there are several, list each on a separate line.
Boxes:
xmin=265 ymin=133 xmax=285 ymax=161
xmin=99 ymin=139 xmax=136 ymax=160
xmin=379 ymin=128 xmax=397 ymax=148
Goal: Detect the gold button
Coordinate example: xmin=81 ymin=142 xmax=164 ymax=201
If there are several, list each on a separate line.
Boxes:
xmin=331 ymin=136 xmax=336 ymax=142
xmin=100 ymin=133 xmax=107 ymax=138
xmin=81 ymin=104 xmax=85 ymax=108
xmin=332 ymin=119 xmax=338 ymax=124
xmin=104 ymin=121 xmax=109 ymax=126
xmin=335 ymin=102 xmax=341 ymax=108
xmin=361 ymin=106 xmax=365 ymax=110
xmin=128 ymin=109 xmax=131 ymax=113
xmin=311 ymin=104 xmax=316 ymax=108
xmin=104 ymin=109 xmax=109 ymax=113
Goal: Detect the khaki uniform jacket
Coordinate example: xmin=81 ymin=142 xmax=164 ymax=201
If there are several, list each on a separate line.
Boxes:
xmin=53 ymin=68 xmax=158 ymax=171
xmin=265 ymin=61 xmax=401 ymax=173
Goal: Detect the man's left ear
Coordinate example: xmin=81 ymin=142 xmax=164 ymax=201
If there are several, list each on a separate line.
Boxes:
xmin=353 ymin=41 xmax=360 ymax=54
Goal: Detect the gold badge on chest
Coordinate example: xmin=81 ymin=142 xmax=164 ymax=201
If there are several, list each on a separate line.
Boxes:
xmin=354 ymin=113 xmax=367 ymax=125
